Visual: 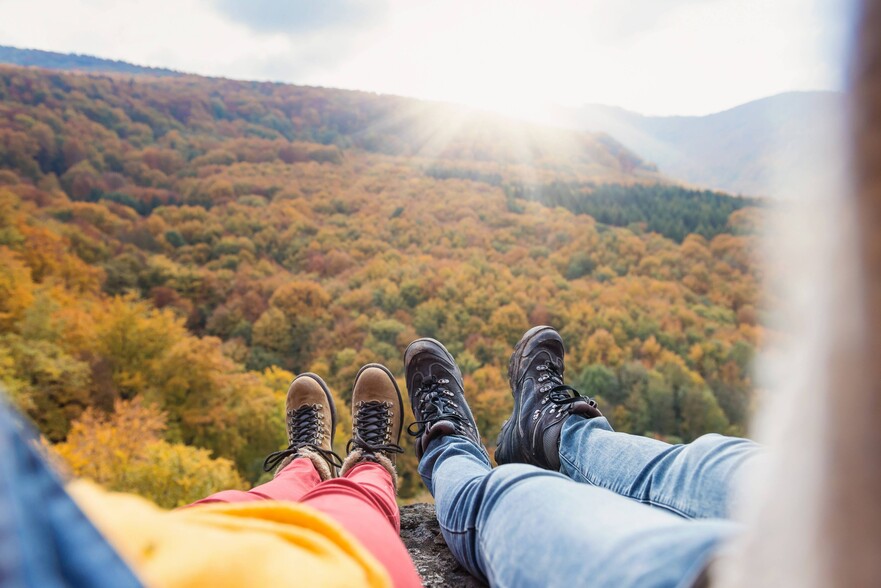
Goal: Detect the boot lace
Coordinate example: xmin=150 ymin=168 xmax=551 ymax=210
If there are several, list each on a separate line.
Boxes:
xmin=407 ymin=377 xmax=472 ymax=437
xmin=537 ymin=362 xmax=598 ymax=412
xmin=347 ymin=400 xmax=404 ymax=457
xmin=263 ymin=404 xmax=342 ymax=472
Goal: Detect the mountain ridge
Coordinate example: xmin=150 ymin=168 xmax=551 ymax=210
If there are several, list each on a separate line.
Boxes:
xmin=550 ymin=91 xmax=844 ymax=196
xmin=0 ymin=45 xmax=181 ymax=77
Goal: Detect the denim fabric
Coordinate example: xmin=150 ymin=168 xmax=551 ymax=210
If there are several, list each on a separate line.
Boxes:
xmin=0 ymin=399 xmax=142 ymax=588
xmin=559 ymin=416 xmax=759 ymax=520
xmin=419 ymin=415 xmax=754 ymax=588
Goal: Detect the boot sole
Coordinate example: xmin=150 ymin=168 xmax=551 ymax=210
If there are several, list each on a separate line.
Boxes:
xmin=507 ymin=325 xmax=563 ymax=391
xmin=404 ymin=337 xmax=479 ymax=458
xmin=352 ymin=362 xmax=405 ymax=445
xmin=404 ymin=337 xmax=465 ymax=397
xmin=497 ymin=326 xmax=562 ymax=464
xmin=292 ymin=372 xmax=338 ymax=447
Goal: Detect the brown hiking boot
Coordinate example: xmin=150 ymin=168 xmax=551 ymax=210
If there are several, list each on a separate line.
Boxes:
xmin=263 ymin=373 xmax=342 ymax=480
xmin=340 ymin=364 xmax=405 ymax=487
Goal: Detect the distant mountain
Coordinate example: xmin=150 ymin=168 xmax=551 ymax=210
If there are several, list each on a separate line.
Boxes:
xmin=550 ymin=91 xmax=845 ymax=197
xmin=0 ymin=45 xmax=180 ymax=77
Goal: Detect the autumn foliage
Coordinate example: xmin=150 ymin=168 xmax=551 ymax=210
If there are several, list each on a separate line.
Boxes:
xmin=0 ymin=66 xmax=764 ymax=498
xmin=53 ymin=399 xmax=246 ymax=508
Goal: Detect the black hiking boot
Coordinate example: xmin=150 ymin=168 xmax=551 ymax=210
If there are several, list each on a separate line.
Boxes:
xmin=339 ymin=364 xmax=406 ymax=486
xmin=404 ymin=338 xmax=483 ymax=459
xmin=495 ymin=326 xmax=602 ymax=470
xmin=263 ymin=373 xmax=343 ymax=480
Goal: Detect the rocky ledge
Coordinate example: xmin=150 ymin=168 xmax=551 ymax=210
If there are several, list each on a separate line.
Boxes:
xmin=399 ymin=503 xmax=484 ymax=587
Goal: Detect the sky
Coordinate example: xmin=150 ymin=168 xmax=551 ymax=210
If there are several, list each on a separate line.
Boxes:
xmin=0 ymin=0 xmax=855 ymax=117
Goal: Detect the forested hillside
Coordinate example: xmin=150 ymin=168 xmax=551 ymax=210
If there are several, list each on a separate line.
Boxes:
xmin=0 ymin=66 xmax=764 ymax=500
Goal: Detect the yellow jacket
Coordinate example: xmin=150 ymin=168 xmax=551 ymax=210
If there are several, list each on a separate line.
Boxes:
xmin=69 ymin=481 xmax=392 ymax=588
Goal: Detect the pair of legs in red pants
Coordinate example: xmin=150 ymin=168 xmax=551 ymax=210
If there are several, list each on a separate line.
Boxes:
xmin=191 ymin=457 xmax=422 ymax=587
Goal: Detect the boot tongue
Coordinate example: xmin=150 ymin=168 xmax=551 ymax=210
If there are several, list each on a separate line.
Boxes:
xmin=540 ymin=403 xmax=602 ymax=471
xmin=570 ymin=399 xmax=603 ymax=419
xmin=541 ymin=424 xmax=563 ymax=471
xmin=421 ymin=419 xmax=459 ymax=453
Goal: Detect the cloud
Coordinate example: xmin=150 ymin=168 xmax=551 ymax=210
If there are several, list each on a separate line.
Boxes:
xmin=212 ymin=0 xmax=388 ymax=35
xmin=242 ymin=40 xmax=359 ymax=83
xmin=583 ymin=0 xmax=723 ymax=40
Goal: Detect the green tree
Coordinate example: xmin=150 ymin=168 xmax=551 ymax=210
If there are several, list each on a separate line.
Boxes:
xmin=575 ymin=364 xmax=620 ymax=404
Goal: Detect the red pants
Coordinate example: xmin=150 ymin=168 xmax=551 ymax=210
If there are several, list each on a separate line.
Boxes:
xmin=191 ymin=458 xmax=421 ymax=588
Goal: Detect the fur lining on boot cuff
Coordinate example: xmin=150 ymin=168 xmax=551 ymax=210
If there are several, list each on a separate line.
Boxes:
xmin=274 ymin=447 xmax=335 ymax=481
xmin=339 ymin=449 xmax=398 ymax=493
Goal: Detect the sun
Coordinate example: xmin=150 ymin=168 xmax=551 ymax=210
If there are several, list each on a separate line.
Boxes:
xmin=326 ymin=1 xmax=578 ymax=123
xmin=406 ymin=8 xmax=570 ymax=123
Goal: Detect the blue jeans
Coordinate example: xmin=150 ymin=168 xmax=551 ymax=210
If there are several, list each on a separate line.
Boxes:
xmin=0 ymin=398 xmax=142 ymax=587
xmin=419 ymin=416 xmax=758 ymax=588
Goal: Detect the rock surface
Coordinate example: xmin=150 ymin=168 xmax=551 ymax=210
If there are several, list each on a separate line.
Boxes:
xmin=400 ymin=503 xmax=485 ymax=587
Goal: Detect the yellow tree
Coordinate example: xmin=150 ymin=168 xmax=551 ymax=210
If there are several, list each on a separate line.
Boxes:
xmin=0 ymin=247 xmax=34 ymax=330
xmin=54 ymin=398 xmax=246 ymax=508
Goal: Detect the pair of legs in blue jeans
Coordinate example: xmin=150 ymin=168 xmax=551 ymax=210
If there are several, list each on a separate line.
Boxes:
xmin=419 ymin=414 xmax=757 ymax=587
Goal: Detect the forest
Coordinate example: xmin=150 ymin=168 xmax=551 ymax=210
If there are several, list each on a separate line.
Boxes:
xmin=506 ymin=181 xmax=761 ymax=242
xmin=0 ymin=65 xmax=764 ymax=500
